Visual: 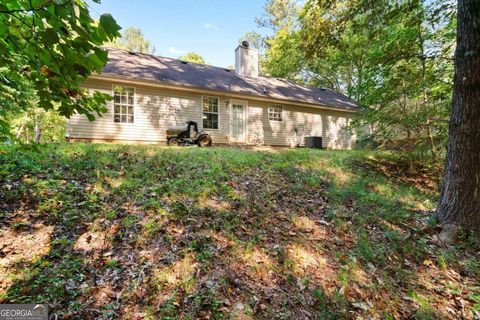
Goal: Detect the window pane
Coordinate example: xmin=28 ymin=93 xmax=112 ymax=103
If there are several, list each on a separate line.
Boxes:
xmin=202 ymin=100 xmax=210 ymax=112
xmin=202 ymin=96 xmax=219 ymax=128
xmin=211 ymin=98 xmax=218 ymax=113
xmin=203 ymin=113 xmax=218 ymax=129
xmin=112 ymin=86 xmax=135 ymax=123
xmin=269 ymin=105 xmax=283 ymax=121
xmin=203 ymin=96 xmax=218 ymax=113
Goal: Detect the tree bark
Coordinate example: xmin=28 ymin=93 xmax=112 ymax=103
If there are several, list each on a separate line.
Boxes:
xmin=33 ymin=108 xmax=41 ymax=144
xmin=436 ymin=0 xmax=480 ymax=234
xmin=426 ymin=120 xmax=437 ymax=159
xmin=15 ymin=112 xmax=28 ymax=139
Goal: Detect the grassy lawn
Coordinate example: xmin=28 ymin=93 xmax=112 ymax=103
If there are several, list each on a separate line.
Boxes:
xmin=0 ymin=144 xmax=478 ymax=319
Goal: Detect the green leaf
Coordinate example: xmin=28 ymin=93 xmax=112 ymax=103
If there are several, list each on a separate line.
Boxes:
xmin=39 ymin=100 xmax=54 ymax=111
xmin=86 ymin=113 xmax=96 ymax=121
xmin=99 ymin=14 xmax=121 ymax=39
xmin=0 ymin=0 xmax=122 ymax=141
xmin=94 ymin=47 xmax=108 ymax=62
xmin=42 ymin=28 xmax=59 ymax=46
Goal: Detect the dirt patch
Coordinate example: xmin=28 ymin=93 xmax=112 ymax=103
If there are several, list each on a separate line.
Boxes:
xmin=0 ymin=224 xmax=54 ymax=295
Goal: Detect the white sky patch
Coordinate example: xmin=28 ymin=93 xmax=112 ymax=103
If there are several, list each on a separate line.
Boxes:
xmin=204 ymin=23 xmax=219 ymax=31
xmin=168 ymin=47 xmax=185 ymax=55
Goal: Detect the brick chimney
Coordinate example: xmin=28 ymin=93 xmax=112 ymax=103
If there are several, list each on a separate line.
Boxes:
xmin=235 ymin=41 xmax=259 ymax=78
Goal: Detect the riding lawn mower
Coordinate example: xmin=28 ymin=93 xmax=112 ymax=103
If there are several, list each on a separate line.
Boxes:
xmin=166 ymin=121 xmax=212 ymax=147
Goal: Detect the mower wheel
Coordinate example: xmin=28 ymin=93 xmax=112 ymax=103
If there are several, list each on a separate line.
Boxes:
xmin=168 ymin=138 xmax=181 ymax=146
xmin=197 ymin=135 xmax=212 ymax=147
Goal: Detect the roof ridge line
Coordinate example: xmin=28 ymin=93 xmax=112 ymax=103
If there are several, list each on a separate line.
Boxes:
xmin=104 ymin=47 xmax=329 ymax=91
xmin=104 ymin=47 xmax=233 ymax=72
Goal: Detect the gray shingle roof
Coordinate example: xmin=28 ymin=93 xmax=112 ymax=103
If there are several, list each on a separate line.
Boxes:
xmin=101 ymin=48 xmax=359 ymax=111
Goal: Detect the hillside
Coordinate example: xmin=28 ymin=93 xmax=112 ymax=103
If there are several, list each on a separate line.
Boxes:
xmin=0 ymin=144 xmax=478 ymax=319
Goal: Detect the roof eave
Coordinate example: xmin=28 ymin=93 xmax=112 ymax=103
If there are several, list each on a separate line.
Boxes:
xmin=90 ymin=73 xmax=360 ymax=113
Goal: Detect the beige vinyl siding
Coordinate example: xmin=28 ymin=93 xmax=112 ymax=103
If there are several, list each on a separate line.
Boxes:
xmin=69 ymin=78 xmax=356 ymax=149
xmin=70 ymin=79 xmax=231 ymax=143
xmin=247 ymin=103 xmax=356 ymax=149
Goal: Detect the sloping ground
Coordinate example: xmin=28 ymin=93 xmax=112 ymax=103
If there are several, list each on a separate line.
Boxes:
xmin=0 ymin=144 xmax=478 ymax=319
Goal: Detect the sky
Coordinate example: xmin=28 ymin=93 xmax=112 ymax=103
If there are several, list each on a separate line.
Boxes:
xmin=88 ymin=0 xmax=269 ymax=68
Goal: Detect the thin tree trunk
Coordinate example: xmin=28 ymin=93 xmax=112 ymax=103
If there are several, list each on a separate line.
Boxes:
xmin=416 ymin=7 xmax=437 ymax=159
xmin=15 ymin=112 xmax=28 ymax=139
xmin=15 ymin=123 xmax=24 ymax=140
xmin=436 ymin=0 xmax=480 ymax=235
xmin=33 ymin=108 xmax=41 ymax=143
xmin=426 ymin=120 xmax=437 ymax=158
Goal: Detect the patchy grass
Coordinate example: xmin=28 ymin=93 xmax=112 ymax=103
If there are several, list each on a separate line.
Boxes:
xmin=0 ymin=143 xmax=478 ymax=319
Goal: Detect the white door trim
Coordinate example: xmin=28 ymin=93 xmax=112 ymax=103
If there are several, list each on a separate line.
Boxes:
xmin=230 ymin=99 xmax=248 ymax=143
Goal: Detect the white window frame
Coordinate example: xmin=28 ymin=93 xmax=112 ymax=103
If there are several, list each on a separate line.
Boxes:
xmin=112 ymin=85 xmax=136 ymax=124
xmin=268 ymin=104 xmax=283 ymax=122
xmin=201 ymin=95 xmax=220 ymax=130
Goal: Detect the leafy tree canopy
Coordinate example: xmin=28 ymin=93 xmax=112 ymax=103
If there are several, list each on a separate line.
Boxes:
xmin=298 ymin=0 xmax=455 ymax=156
xmin=252 ymin=0 xmax=455 ymax=157
xmin=239 ymin=31 xmax=265 ymax=51
xmin=107 ymin=27 xmax=155 ymax=54
xmin=179 ymin=52 xmax=206 ymax=64
xmin=255 ymin=0 xmax=299 ymax=31
xmin=0 ymin=0 xmax=121 ymax=142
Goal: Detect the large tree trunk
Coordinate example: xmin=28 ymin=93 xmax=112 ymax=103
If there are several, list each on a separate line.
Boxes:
xmin=436 ymin=0 xmax=480 ymax=235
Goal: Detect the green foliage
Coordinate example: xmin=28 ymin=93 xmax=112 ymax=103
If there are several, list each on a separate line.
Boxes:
xmin=10 ymin=107 xmax=66 ymax=143
xmin=239 ymin=31 xmax=265 ymax=50
xmin=255 ymin=0 xmax=456 ymax=158
xmin=188 ymin=235 xmax=213 ymax=262
xmin=255 ymin=0 xmax=298 ymax=31
xmin=304 ymin=0 xmax=454 ymax=156
xmin=107 ymin=26 xmax=155 ymax=54
xmin=6 ymin=246 xmax=86 ymax=309
xmin=1 ymin=65 xmax=66 ymax=143
xmin=264 ymin=28 xmax=304 ymax=79
xmin=179 ymin=52 xmax=206 ymax=64
xmin=248 ymin=0 xmax=300 ymax=78
xmin=0 ymin=67 xmax=37 ymax=141
xmin=0 ymin=0 xmax=121 ymax=142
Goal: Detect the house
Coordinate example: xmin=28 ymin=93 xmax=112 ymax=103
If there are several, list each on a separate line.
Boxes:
xmin=67 ymin=41 xmax=359 ymax=148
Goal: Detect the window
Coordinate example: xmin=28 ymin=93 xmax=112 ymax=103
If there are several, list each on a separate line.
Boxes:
xmin=113 ymin=86 xmax=134 ymax=123
xmin=202 ymin=96 xmax=219 ymax=129
xmin=268 ymin=105 xmax=283 ymax=121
